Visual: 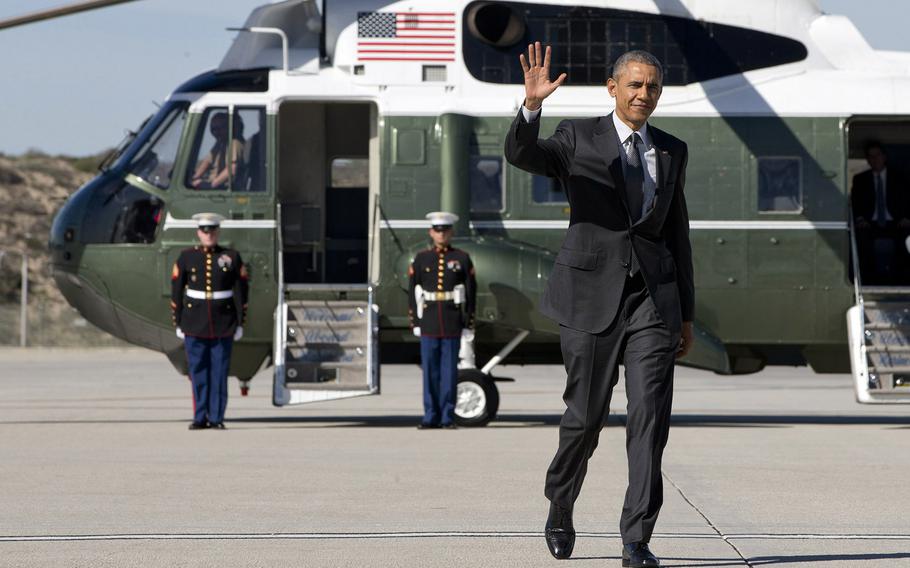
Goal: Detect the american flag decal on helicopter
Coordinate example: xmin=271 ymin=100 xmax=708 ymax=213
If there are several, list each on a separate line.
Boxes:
xmin=356 ymin=11 xmax=456 ymax=61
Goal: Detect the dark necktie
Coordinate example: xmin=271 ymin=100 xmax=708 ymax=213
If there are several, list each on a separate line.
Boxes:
xmin=625 ymin=133 xmax=644 ymax=223
xmin=875 ymin=172 xmax=887 ymax=226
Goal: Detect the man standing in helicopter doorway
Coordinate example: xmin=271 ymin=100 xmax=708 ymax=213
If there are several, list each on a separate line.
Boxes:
xmin=171 ymin=213 xmax=250 ymax=430
xmin=408 ymin=212 xmax=477 ymax=429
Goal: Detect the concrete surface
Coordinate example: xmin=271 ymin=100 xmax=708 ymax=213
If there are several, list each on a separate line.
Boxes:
xmin=1 ymin=348 xmax=908 ymax=567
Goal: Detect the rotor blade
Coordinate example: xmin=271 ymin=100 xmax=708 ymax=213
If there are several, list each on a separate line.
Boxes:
xmin=0 ymin=0 xmax=141 ymax=31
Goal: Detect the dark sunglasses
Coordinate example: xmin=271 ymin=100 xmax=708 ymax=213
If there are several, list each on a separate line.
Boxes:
xmin=198 ymin=226 xmax=219 ymax=234
xmin=431 ymin=225 xmax=452 ymax=232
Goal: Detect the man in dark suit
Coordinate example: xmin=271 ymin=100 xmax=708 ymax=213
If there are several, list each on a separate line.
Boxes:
xmin=504 ymin=43 xmax=693 ymax=567
xmin=851 ymin=142 xmax=910 ymax=285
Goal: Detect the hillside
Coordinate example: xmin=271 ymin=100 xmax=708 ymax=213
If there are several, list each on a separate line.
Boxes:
xmin=0 ymin=151 xmax=125 ymax=346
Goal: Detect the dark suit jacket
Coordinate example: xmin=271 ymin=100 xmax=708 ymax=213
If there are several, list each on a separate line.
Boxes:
xmin=504 ymin=110 xmax=694 ymax=335
xmin=851 ymin=168 xmax=908 ymax=224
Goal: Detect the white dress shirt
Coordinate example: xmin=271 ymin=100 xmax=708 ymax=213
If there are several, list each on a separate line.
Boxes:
xmin=521 ymin=105 xmax=658 ymax=218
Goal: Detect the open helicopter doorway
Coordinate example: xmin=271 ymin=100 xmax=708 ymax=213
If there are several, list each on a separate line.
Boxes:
xmin=845 ymin=117 xmax=910 ymax=404
xmin=273 ymin=101 xmax=380 ymax=407
xmin=846 ymin=118 xmax=910 ymax=289
xmin=277 ymin=101 xmax=376 ymax=284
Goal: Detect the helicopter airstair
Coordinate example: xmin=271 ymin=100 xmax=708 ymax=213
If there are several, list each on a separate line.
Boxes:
xmin=846 ymin=216 xmax=910 ymax=403
xmin=272 ymin=285 xmax=380 ymax=406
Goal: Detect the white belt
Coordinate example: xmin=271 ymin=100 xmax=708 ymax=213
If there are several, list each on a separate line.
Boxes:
xmin=422 ymin=284 xmax=465 ymax=305
xmin=422 ymin=290 xmax=455 ymax=302
xmin=186 ymin=289 xmax=233 ymax=300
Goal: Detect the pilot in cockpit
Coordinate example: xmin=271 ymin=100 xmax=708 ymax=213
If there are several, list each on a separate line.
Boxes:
xmin=189 ymin=112 xmax=245 ymax=190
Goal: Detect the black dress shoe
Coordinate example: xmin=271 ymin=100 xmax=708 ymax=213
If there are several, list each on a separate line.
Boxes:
xmin=417 ymin=423 xmax=440 ymax=430
xmin=210 ymin=422 xmax=226 ymax=430
xmin=622 ymin=542 xmax=660 ymax=567
xmin=544 ymin=501 xmax=575 ymax=559
xmin=442 ymin=423 xmax=458 ymax=430
xmin=188 ymin=422 xmax=209 ymax=430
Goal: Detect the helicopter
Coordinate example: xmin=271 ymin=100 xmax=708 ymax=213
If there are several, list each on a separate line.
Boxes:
xmin=5 ymin=0 xmax=910 ymax=426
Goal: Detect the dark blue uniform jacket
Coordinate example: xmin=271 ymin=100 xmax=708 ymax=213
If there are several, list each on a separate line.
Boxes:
xmin=171 ymin=245 xmax=249 ymax=338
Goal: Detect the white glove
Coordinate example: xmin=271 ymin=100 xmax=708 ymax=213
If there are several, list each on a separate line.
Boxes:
xmin=461 ymin=328 xmax=475 ymax=341
xmin=412 ymin=327 xmax=421 ymax=337
xmin=176 ymin=327 xmax=185 ymax=340
xmin=233 ymin=326 xmax=243 ymax=341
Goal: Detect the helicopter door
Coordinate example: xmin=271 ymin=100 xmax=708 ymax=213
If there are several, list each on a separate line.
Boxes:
xmin=277 ymin=102 xmax=372 ymax=284
xmin=273 ymin=101 xmax=380 ymax=405
xmin=845 ymin=117 xmax=910 ymax=403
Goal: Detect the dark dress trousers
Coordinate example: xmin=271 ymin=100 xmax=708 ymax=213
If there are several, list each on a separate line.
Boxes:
xmin=504 ymin=110 xmax=693 ymax=544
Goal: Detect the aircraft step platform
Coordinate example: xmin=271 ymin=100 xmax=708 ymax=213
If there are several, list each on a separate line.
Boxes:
xmin=272 ymin=288 xmax=380 ymax=406
xmin=847 ymin=298 xmax=910 ymax=403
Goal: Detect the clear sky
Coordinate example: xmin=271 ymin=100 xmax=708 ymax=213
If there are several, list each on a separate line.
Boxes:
xmin=0 ymin=0 xmax=907 ymax=156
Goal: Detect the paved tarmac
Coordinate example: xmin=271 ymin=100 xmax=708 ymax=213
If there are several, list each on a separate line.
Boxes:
xmin=1 ymin=348 xmax=908 ymax=567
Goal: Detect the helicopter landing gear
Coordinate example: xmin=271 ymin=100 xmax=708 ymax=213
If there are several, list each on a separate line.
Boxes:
xmin=455 ymin=369 xmax=499 ymax=427
xmin=453 ymin=329 xmax=529 ymax=427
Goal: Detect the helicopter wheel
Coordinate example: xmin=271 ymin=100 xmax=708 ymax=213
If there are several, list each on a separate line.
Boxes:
xmin=454 ymin=369 xmax=499 ymax=427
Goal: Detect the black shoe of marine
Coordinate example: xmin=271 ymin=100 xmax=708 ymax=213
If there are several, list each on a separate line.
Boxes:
xmin=188 ymin=422 xmax=209 ymax=430
xmin=442 ymin=423 xmax=458 ymax=430
xmin=622 ymin=542 xmax=660 ymax=567
xmin=210 ymin=422 xmax=227 ymax=430
xmin=417 ymin=423 xmax=441 ymax=430
xmin=544 ymin=501 xmax=575 ymax=559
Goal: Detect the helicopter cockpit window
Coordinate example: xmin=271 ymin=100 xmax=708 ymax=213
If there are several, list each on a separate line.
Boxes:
xmin=127 ymin=104 xmax=188 ymax=189
xmin=758 ymin=157 xmax=802 ymax=213
xmin=187 ymin=107 xmax=266 ymax=191
xmin=234 ymin=107 xmax=266 ymax=192
xmin=81 ymin=177 xmax=163 ymax=244
xmin=470 ymin=154 xmax=504 ymax=212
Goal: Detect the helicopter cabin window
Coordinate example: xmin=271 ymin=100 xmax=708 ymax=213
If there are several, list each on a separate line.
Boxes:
xmin=532 ymin=175 xmax=567 ymax=204
xmin=462 ymin=2 xmax=808 ymax=87
xmin=757 ymin=157 xmax=802 ymax=213
xmin=127 ymin=103 xmax=188 ymax=189
xmin=470 ymin=155 xmax=504 ymax=212
xmin=80 ymin=178 xmax=163 ymax=244
xmin=331 ymin=158 xmax=369 ymax=188
xmin=186 ymin=107 xmax=265 ymax=191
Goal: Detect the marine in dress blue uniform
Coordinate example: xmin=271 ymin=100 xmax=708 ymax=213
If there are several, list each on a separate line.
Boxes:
xmin=171 ymin=213 xmax=250 ymax=430
xmin=407 ymin=212 xmax=477 ymax=429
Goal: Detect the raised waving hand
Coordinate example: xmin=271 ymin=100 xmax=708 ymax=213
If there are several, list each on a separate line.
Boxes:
xmin=520 ymin=41 xmax=567 ymax=111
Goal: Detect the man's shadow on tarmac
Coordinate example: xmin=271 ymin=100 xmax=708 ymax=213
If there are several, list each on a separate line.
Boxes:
xmin=574 ymin=552 xmax=910 ymax=565
xmin=5 ymin=414 xmax=908 ymax=427
xmin=225 ymin=413 xmax=909 ymax=429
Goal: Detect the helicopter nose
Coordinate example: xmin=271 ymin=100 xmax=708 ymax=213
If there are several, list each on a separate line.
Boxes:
xmin=49 ymin=180 xmax=90 ymax=270
xmin=49 ymin=170 xmax=122 ymax=270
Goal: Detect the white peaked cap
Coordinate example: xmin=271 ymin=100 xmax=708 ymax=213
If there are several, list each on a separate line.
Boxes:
xmin=425 ymin=211 xmax=459 ymax=227
xmin=192 ymin=212 xmax=225 ymax=228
